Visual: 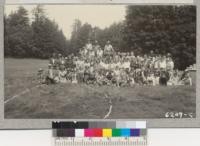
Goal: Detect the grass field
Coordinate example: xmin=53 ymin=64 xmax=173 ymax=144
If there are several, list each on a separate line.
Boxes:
xmin=4 ymin=58 xmax=196 ymax=119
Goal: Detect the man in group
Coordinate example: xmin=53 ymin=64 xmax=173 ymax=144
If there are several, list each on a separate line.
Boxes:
xmin=94 ymin=40 xmax=103 ymax=58
xmin=104 ymin=40 xmax=114 ymax=57
xmin=85 ymin=39 xmax=93 ymax=51
xmin=49 ymin=53 xmax=58 ymax=69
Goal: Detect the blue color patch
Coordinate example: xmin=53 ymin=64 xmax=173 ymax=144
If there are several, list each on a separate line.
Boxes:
xmin=130 ymin=129 xmax=140 ymax=136
xmin=120 ymin=129 xmax=130 ymax=137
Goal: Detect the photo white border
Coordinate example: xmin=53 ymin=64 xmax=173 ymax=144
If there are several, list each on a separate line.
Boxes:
xmin=0 ymin=0 xmax=199 ymax=129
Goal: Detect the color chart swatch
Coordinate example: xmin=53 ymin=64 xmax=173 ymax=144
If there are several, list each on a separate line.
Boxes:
xmin=52 ymin=121 xmax=147 ymax=146
xmin=53 ymin=128 xmax=146 ymax=137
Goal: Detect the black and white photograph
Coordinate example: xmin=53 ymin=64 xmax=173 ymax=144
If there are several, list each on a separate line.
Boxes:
xmin=4 ymin=5 xmax=196 ymax=119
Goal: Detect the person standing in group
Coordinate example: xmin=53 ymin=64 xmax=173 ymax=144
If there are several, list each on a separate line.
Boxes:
xmin=85 ymin=39 xmax=93 ymax=52
xmin=49 ymin=53 xmax=58 ymax=69
xmin=104 ymin=40 xmax=114 ymax=57
xmin=93 ymin=40 xmax=100 ymax=54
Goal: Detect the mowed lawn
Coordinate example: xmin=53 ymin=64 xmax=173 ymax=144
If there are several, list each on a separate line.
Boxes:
xmin=4 ymin=58 xmax=196 ymax=119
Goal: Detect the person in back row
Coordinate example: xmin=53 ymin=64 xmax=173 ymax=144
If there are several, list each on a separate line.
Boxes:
xmin=85 ymin=39 xmax=93 ymax=51
xmin=104 ymin=40 xmax=114 ymax=57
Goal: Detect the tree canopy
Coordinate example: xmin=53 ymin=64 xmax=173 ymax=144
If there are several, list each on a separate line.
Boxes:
xmin=123 ymin=5 xmax=196 ymax=70
xmin=4 ymin=5 xmax=196 ymax=70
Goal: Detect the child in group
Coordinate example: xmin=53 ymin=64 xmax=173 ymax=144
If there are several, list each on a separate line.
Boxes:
xmin=119 ymin=69 xmax=128 ymax=87
xmin=159 ymin=55 xmax=167 ymax=71
xmin=113 ymin=66 xmax=120 ymax=87
xmin=180 ymin=71 xmax=192 ymax=86
xmin=87 ymin=65 xmax=96 ymax=84
xmin=59 ymin=55 xmax=66 ymax=67
xmin=159 ymin=69 xmax=169 ymax=86
xmin=37 ymin=68 xmax=46 ymax=84
xmin=166 ymin=57 xmax=174 ymax=72
xmin=95 ymin=71 xmax=103 ymax=86
xmin=54 ymin=66 xmax=60 ymax=83
xmin=83 ymin=66 xmax=90 ymax=84
xmin=72 ymin=69 xmax=78 ymax=84
xmin=58 ymin=65 xmax=67 ymax=83
xmin=123 ymin=58 xmax=131 ymax=71
xmin=130 ymin=76 xmax=135 ymax=87
xmin=154 ymin=70 xmax=160 ymax=85
xmin=45 ymin=64 xmax=56 ymax=84
xmin=172 ymin=71 xmax=180 ymax=85
xmin=147 ymin=71 xmax=156 ymax=86
xmin=106 ymin=70 xmax=114 ymax=86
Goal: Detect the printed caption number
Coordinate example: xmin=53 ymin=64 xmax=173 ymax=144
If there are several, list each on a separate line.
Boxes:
xmin=165 ymin=112 xmax=193 ymax=118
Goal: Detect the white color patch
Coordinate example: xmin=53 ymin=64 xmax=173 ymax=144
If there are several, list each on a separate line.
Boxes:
xmin=124 ymin=121 xmax=136 ymax=128
xmin=75 ymin=129 xmax=84 ymax=137
xmin=136 ymin=121 xmax=146 ymax=129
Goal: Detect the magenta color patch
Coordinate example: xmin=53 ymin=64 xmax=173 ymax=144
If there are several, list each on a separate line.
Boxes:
xmin=84 ymin=129 xmax=94 ymax=137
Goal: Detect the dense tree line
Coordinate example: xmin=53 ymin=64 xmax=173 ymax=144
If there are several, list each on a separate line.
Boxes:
xmin=4 ymin=5 xmax=196 ymax=70
xmin=123 ymin=5 xmax=196 ymax=70
xmin=4 ymin=6 xmax=70 ymax=58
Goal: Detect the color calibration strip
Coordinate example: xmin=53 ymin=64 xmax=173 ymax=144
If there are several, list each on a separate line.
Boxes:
xmin=52 ymin=121 xmax=146 ymax=129
xmin=52 ymin=121 xmax=147 ymax=146
xmin=53 ymin=128 xmax=146 ymax=137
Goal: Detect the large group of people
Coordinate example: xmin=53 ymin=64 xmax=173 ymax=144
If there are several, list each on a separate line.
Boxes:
xmin=38 ymin=40 xmax=193 ymax=87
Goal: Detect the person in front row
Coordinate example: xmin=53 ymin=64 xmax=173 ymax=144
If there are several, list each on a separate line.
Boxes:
xmin=180 ymin=71 xmax=192 ymax=86
xmin=49 ymin=53 xmax=58 ymax=69
xmin=59 ymin=65 xmax=67 ymax=83
xmin=45 ymin=64 xmax=56 ymax=84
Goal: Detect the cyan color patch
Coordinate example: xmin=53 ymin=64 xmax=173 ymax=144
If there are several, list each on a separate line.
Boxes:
xmin=121 ymin=129 xmax=130 ymax=137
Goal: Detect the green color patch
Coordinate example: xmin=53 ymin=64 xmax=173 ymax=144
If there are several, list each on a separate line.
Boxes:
xmin=112 ymin=129 xmax=121 ymax=137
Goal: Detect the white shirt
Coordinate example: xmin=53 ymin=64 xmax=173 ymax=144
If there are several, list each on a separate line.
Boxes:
xmin=104 ymin=44 xmax=113 ymax=52
xmin=86 ymin=43 xmax=93 ymax=51
xmin=160 ymin=60 xmax=167 ymax=69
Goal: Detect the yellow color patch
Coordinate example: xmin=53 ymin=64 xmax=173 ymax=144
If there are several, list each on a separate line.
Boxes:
xmin=103 ymin=129 xmax=112 ymax=137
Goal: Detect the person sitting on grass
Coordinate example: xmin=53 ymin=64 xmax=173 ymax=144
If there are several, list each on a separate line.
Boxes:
xmin=95 ymin=71 xmax=102 ymax=86
xmin=159 ymin=69 xmax=169 ymax=86
xmin=106 ymin=70 xmax=114 ymax=86
xmin=83 ymin=66 xmax=91 ymax=84
xmin=180 ymin=71 xmax=192 ymax=86
xmin=72 ymin=69 xmax=78 ymax=84
xmin=54 ymin=66 xmax=60 ymax=83
xmin=147 ymin=71 xmax=156 ymax=86
xmin=113 ymin=66 xmax=120 ymax=87
xmin=154 ymin=70 xmax=160 ymax=85
xmin=37 ymin=68 xmax=46 ymax=84
xmin=128 ymin=72 xmax=135 ymax=87
xmin=87 ymin=64 xmax=96 ymax=84
xmin=58 ymin=65 xmax=67 ymax=83
xmin=45 ymin=64 xmax=56 ymax=84
xmin=172 ymin=71 xmax=180 ymax=86
xmin=119 ymin=68 xmax=128 ymax=87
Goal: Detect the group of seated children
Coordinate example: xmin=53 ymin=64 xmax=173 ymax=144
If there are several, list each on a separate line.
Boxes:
xmin=37 ymin=40 xmax=193 ymax=87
